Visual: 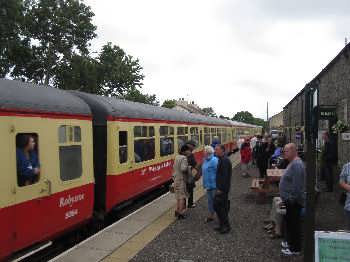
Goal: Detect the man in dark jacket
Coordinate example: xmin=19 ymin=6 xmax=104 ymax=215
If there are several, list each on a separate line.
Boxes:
xmin=321 ymin=131 xmax=337 ymax=192
xmin=185 ymin=140 xmax=198 ymax=208
xmin=214 ymin=144 xmax=232 ymax=234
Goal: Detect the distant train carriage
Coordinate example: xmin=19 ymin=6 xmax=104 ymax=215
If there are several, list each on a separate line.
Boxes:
xmin=0 ymin=80 xmax=94 ymax=260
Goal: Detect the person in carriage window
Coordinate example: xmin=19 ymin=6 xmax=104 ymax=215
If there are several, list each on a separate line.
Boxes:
xmin=16 ymin=135 xmax=40 ymax=186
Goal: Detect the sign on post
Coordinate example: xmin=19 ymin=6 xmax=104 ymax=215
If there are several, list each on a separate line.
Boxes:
xmin=315 ymin=231 xmax=350 ymax=262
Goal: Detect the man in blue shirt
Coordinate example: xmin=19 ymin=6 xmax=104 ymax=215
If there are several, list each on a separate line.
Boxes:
xmin=16 ymin=135 xmax=40 ymax=186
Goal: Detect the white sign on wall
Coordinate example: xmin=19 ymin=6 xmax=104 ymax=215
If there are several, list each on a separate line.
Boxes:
xmin=341 ymin=133 xmax=350 ymax=141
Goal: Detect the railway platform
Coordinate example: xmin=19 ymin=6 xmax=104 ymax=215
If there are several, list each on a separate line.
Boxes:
xmin=51 ymin=152 xmax=346 ymax=262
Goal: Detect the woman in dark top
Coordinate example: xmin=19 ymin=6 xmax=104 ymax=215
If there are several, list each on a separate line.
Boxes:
xmin=16 ymin=135 xmax=40 ymax=186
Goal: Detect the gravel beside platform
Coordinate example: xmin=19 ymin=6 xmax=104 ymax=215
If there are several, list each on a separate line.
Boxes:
xmin=132 ymin=164 xmax=347 ymax=262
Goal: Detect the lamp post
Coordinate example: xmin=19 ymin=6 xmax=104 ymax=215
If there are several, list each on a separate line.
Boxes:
xmin=304 ymin=83 xmax=318 ymax=262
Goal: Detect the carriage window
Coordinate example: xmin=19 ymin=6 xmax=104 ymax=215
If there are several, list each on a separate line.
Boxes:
xmin=134 ymin=126 xmax=155 ymax=162
xmin=160 ymin=126 xmax=174 ymax=157
xmin=16 ymin=133 xmax=40 ymax=187
xmin=59 ymin=126 xmax=67 ymax=143
xmin=119 ymin=131 xmax=128 ymax=164
xmin=200 ymin=129 xmax=203 ymax=145
xmin=204 ymin=127 xmax=211 ymax=145
xmin=74 ymin=127 xmax=81 ymax=142
xmin=58 ymin=125 xmax=82 ymax=181
xmin=190 ymin=127 xmax=199 ymax=148
xmin=177 ymin=127 xmax=189 ymax=151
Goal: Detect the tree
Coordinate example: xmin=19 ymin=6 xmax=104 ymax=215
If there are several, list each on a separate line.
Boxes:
xmin=232 ymin=111 xmax=267 ymax=127
xmin=98 ymin=43 xmax=144 ymax=97
xmin=162 ymin=99 xmax=176 ymax=109
xmin=11 ymin=0 xmax=96 ymax=84
xmin=232 ymin=111 xmax=254 ymax=123
xmin=202 ymin=107 xmax=217 ymax=117
xmin=0 ymin=0 xmax=27 ymax=77
xmin=123 ymin=87 xmax=159 ymax=106
xmin=54 ymin=54 xmax=100 ymax=94
xmin=219 ymin=115 xmax=230 ymax=120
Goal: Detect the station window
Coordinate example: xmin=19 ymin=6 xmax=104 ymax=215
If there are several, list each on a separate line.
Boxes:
xmin=58 ymin=125 xmax=82 ymax=181
xmin=190 ymin=127 xmax=199 ymax=148
xmin=204 ymin=127 xmax=211 ymax=145
xmin=119 ymin=131 xmax=128 ymax=164
xmin=160 ymin=126 xmax=174 ymax=157
xmin=134 ymin=126 xmax=155 ymax=163
xmin=16 ymin=133 xmax=40 ymax=187
xmin=177 ymin=126 xmax=189 ymax=151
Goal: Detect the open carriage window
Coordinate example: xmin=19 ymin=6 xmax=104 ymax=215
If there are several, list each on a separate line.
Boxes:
xmin=16 ymin=133 xmax=40 ymax=187
xmin=119 ymin=131 xmax=128 ymax=164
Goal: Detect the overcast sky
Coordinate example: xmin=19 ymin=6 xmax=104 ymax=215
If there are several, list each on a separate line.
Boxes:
xmin=85 ymin=0 xmax=349 ymax=119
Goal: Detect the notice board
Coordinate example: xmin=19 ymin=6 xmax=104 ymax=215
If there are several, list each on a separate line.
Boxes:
xmin=315 ymin=231 xmax=350 ymax=262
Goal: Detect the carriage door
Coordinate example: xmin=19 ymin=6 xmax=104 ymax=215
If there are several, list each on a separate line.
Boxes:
xmin=13 ymin=126 xmax=48 ymax=250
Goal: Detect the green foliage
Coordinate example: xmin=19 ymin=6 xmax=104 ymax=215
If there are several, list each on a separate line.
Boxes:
xmin=1 ymin=0 xmax=155 ymax=105
xmin=162 ymin=99 xmax=176 ymax=109
xmin=122 ymin=87 xmax=159 ymax=106
xmin=0 ymin=0 xmax=26 ymax=77
xmin=15 ymin=0 xmax=97 ymax=84
xmin=232 ymin=111 xmax=267 ymax=127
xmin=202 ymin=107 xmax=217 ymax=117
xmin=219 ymin=115 xmax=230 ymax=120
xmin=98 ymin=42 xmax=144 ymax=97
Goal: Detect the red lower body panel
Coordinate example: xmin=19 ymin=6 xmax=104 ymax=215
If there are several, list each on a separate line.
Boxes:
xmin=0 ymin=183 xmax=94 ymax=261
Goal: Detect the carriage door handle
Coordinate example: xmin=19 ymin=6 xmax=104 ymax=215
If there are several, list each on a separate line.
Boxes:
xmin=40 ymin=179 xmax=52 ymax=195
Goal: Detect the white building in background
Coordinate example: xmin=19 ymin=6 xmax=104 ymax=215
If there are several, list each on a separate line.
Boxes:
xmin=173 ymin=98 xmax=206 ymax=115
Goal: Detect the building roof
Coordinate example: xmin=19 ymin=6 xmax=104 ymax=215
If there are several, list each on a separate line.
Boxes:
xmin=0 ymin=79 xmax=91 ymax=117
xmin=283 ymin=43 xmax=350 ymax=109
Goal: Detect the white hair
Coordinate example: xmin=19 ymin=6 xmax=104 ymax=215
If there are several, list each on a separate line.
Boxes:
xmin=204 ymin=145 xmax=214 ymax=155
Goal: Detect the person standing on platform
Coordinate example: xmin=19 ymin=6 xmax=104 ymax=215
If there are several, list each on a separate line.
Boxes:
xmin=214 ymin=145 xmax=232 ymax=234
xmin=321 ymin=131 xmax=337 ymax=192
xmin=185 ymin=140 xmax=198 ymax=208
xmin=240 ymin=138 xmax=252 ymax=177
xmin=279 ymin=143 xmax=305 ymax=256
xmin=339 ymin=161 xmax=350 ymax=230
xmin=173 ymin=145 xmax=191 ymax=219
xmin=255 ymin=135 xmax=266 ymax=178
xmin=211 ymin=136 xmax=220 ymax=150
xmin=202 ymin=145 xmax=218 ymax=223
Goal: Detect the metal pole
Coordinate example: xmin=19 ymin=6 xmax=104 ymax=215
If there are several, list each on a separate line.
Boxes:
xmin=304 ymin=85 xmax=317 ymax=262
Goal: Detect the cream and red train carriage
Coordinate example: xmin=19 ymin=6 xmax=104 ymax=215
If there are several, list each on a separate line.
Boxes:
xmin=71 ymin=91 xmax=236 ymax=213
xmin=0 ymin=78 xmax=261 ymax=260
xmin=0 ymin=79 xmax=94 ymax=260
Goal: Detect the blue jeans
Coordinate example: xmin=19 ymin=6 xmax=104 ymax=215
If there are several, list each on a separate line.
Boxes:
xmin=207 ymin=189 xmax=216 ymax=214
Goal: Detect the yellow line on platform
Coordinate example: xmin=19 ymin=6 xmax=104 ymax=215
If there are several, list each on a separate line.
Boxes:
xmin=103 ymin=154 xmax=240 ymax=262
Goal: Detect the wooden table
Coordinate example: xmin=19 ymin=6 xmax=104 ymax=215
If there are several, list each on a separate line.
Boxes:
xmin=266 ymin=169 xmax=285 ymax=182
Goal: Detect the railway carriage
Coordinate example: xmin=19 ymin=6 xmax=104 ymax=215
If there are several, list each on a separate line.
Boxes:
xmin=0 ymin=80 xmax=94 ymax=260
xmin=0 ymin=79 xmax=261 ymax=260
xmin=71 ymin=92 xmax=236 ymax=213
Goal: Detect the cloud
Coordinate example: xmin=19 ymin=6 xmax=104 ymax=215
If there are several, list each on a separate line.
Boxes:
xmin=84 ymin=0 xmax=348 ymax=120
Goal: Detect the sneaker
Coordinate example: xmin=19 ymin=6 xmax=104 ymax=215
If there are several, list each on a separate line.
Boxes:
xmin=281 ymin=248 xmax=300 ymax=256
xmin=281 ymin=241 xmax=289 ymax=249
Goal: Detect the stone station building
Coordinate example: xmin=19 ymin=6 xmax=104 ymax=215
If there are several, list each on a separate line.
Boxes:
xmin=283 ymin=43 xmax=350 ymax=167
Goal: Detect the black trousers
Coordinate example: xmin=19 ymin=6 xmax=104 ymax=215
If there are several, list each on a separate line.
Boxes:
xmin=214 ymin=193 xmax=230 ymax=228
xmin=186 ymin=182 xmax=195 ymax=207
xmin=285 ymin=201 xmax=302 ymax=252
xmin=321 ymin=164 xmax=334 ymax=191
